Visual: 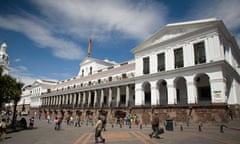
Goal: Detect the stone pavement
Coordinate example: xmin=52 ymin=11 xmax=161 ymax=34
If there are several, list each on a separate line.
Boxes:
xmin=1 ymin=116 xmax=240 ymax=144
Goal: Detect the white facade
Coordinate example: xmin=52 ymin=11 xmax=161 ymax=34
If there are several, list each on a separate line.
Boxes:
xmin=132 ymin=18 xmax=240 ymax=106
xmin=19 ymin=80 xmax=57 ymax=108
xmin=38 ymin=18 xmax=240 ymax=121
xmin=0 ymin=42 xmax=9 ymax=75
xmin=77 ymin=57 xmax=117 ymax=77
xmin=19 ymin=85 xmax=32 ymax=106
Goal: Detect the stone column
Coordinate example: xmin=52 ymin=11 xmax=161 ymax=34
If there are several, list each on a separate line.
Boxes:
xmin=62 ymin=95 xmax=65 ymax=105
xmin=73 ymin=93 xmax=76 ymax=109
xmin=108 ymin=87 xmax=112 ymax=107
xmin=56 ymin=96 xmax=58 ymax=106
xmin=100 ymin=89 xmax=104 ymax=107
xmin=47 ymin=97 xmax=50 ymax=106
xmin=82 ymin=92 xmax=86 ymax=108
xmin=135 ymin=83 xmax=143 ymax=105
xmin=78 ymin=93 xmax=81 ymax=107
xmin=187 ymin=81 xmax=197 ymax=104
xmin=88 ymin=91 xmax=91 ymax=107
xmin=116 ymin=86 xmax=120 ymax=106
xmin=186 ymin=76 xmax=197 ymax=104
xmin=166 ymin=79 xmax=176 ymax=105
xmin=94 ymin=90 xmax=98 ymax=107
xmin=69 ymin=93 xmax=73 ymax=105
xmin=151 ymin=86 xmax=159 ymax=105
xmin=126 ymin=85 xmax=130 ymax=106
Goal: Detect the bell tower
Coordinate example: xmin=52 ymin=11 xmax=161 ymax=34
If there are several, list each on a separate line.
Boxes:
xmin=0 ymin=42 xmax=10 ymax=75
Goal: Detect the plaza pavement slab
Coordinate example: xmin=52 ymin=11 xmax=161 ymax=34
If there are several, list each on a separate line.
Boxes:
xmin=1 ymin=116 xmax=240 ymax=144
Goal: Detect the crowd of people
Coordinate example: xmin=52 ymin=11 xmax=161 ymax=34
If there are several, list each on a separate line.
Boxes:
xmin=0 ymin=110 xmax=164 ymax=143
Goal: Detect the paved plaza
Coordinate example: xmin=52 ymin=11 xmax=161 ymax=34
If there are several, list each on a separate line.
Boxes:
xmin=1 ymin=116 xmax=240 ymax=144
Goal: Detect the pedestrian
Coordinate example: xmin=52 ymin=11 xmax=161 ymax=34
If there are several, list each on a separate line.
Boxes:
xmin=101 ymin=114 xmax=107 ymax=131
xmin=75 ymin=115 xmax=81 ymax=127
xmin=0 ymin=118 xmax=7 ymax=140
xmin=47 ymin=114 xmax=51 ymax=124
xmin=29 ymin=116 xmax=35 ymax=129
xmin=70 ymin=116 xmax=74 ymax=126
xmin=149 ymin=112 xmax=160 ymax=138
xmin=229 ymin=109 xmax=233 ymax=120
xmin=94 ymin=116 xmax=105 ymax=143
xmin=54 ymin=117 xmax=59 ymax=130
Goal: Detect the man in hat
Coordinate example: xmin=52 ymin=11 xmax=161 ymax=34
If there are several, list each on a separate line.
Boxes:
xmin=149 ymin=112 xmax=160 ymax=138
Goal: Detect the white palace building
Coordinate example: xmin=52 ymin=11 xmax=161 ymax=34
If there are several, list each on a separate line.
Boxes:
xmin=23 ymin=18 xmax=240 ymax=123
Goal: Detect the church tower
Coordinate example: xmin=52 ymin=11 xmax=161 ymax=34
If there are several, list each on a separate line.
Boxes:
xmin=0 ymin=42 xmax=10 ymax=75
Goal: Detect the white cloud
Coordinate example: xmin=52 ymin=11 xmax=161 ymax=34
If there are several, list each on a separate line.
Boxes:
xmin=9 ymin=66 xmax=35 ymax=85
xmin=0 ymin=15 xmax=84 ymax=60
xmin=32 ymin=0 xmax=167 ymax=41
xmin=0 ymin=0 xmax=167 ymax=60
xmin=187 ymin=0 xmax=240 ymax=46
xmin=9 ymin=66 xmax=58 ymax=85
xmin=14 ymin=58 xmax=21 ymax=62
xmin=199 ymin=0 xmax=240 ymax=31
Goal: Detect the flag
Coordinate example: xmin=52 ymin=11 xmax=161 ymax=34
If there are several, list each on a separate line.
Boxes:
xmin=87 ymin=35 xmax=92 ymax=57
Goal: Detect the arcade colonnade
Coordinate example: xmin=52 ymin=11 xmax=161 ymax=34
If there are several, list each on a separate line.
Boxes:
xmin=42 ymin=83 xmax=135 ymax=110
xmin=136 ymin=72 xmax=227 ymax=106
xmin=40 ymin=70 xmax=229 ymax=122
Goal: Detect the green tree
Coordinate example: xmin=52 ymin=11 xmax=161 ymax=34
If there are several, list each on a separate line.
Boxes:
xmin=0 ymin=67 xmax=24 ymax=128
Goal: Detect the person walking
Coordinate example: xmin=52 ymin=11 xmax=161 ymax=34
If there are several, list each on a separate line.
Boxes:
xmin=54 ymin=117 xmax=59 ymax=130
xmin=75 ymin=115 xmax=81 ymax=127
xmin=94 ymin=116 xmax=105 ymax=143
xmin=149 ymin=112 xmax=160 ymax=138
xmin=29 ymin=117 xmax=35 ymax=129
xmin=101 ymin=114 xmax=107 ymax=131
xmin=0 ymin=118 xmax=7 ymax=140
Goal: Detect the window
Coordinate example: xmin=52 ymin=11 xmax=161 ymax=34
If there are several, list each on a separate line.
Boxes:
xmin=82 ymin=69 xmax=84 ymax=77
xmin=174 ymin=48 xmax=184 ymax=68
xmin=89 ymin=66 xmax=92 ymax=75
xmin=108 ymin=77 xmax=112 ymax=81
xmin=143 ymin=57 xmax=150 ymax=74
xmin=157 ymin=53 xmax=165 ymax=71
xmin=122 ymin=73 xmax=127 ymax=79
xmin=194 ymin=42 xmax=206 ymax=64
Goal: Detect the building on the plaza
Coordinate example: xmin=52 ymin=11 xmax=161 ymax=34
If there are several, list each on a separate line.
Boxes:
xmin=36 ymin=18 xmax=240 ymax=124
xmin=18 ymin=80 xmax=57 ymax=114
xmin=0 ymin=42 xmax=9 ymax=75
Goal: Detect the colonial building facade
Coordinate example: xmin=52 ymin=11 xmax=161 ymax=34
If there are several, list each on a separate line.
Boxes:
xmin=31 ymin=19 xmax=240 ymax=124
xmin=18 ymin=80 xmax=57 ymax=114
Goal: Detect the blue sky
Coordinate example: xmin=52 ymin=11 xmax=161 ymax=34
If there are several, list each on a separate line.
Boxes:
xmin=0 ymin=0 xmax=240 ymax=85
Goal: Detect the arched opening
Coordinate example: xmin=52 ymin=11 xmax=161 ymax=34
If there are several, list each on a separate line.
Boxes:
xmin=75 ymin=110 xmax=82 ymax=116
xmin=175 ymin=77 xmax=188 ymax=105
xmin=157 ymin=80 xmax=168 ymax=106
xmin=195 ymin=74 xmax=211 ymax=105
xmin=90 ymin=91 xmax=95 ymax=107
xmin=99 ymin=110 xmax=108 ymax=117
xmin=86 ymin=110 xmax=93 ymax=120
xmin=114 ymin=110 xmax=126 ymax=124
xmin=142 ymin=82 xmax=151 ymax=106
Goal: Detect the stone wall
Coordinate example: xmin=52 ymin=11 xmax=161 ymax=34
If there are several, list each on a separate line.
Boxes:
xmin=33 ymin=104 xmax=240 ymax=124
